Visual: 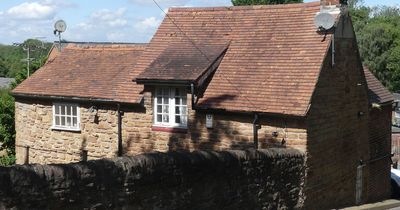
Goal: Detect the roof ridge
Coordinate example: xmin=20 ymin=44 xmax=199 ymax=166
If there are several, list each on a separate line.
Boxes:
xmin=168 ymin=1 xmax=320 ymax=12
xmin=61 ymin=43 xmax=148 ymax=51
xmin=55 ymin=41 xmax=147 ymax=45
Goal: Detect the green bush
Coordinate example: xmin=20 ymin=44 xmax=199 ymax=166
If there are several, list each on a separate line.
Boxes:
xmin=0 ymin=154 xmax=15 ymax=166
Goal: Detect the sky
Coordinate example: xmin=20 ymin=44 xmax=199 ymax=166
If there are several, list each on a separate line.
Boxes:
xmin=0 ymin=0 xmax=398 ymax=45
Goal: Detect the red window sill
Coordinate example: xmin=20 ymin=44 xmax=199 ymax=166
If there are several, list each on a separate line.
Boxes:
xmin=152 ymin=126 xmax=188 ymax=134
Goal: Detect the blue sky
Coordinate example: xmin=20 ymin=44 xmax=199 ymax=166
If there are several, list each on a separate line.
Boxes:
xmin=0 ymin=0 xmax=398 ymax=45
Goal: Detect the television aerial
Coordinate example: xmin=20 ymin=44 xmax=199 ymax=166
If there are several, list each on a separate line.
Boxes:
xmin=53 ymin=20 xmax=67 ymax=51
xmin=314 ymin=12 xmax=335 ymax=30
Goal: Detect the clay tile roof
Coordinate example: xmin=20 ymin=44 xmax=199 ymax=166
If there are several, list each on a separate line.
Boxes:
xmin=363 ymin=66 xmax=394 ymax=104
xmin=136 ymin=41 xmax=229 ymax=83
xmin=128 ymin=2 xmax=333 ymax=116
xmin=12 ymin=42 xmax=146 ymax=103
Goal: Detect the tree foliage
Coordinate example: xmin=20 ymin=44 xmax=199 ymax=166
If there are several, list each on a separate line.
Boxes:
xmin=350 ymin=1 xmax=400 ymax=92
xmin=0 ymin=39 xmax=51 ymax=165
xmin=232 ymin=0 xmax=302 ymax=6
xmin=0 ymin=39 xmax=51 ymax=78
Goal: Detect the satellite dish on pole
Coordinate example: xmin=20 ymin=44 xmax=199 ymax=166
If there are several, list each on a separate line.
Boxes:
xmin=314 ymin=12 xmax=335 ymax=30
xmin=54 ymin=20 xmax=67 ymax=32
xmin=53 ymin=20 xmax=67 ymax=51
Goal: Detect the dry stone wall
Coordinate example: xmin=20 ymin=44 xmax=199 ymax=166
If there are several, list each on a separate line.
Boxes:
xmin=0 ymin=149 xmax=306 ymax=210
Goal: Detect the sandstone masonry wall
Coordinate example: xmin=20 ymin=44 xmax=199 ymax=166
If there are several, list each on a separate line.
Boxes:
xmin=0 ymin=149 xmax=306 ymax=210
xmin=304 ymin=14 xmax=382 ymax=209
xmin=15 ymin=90 xmax=307 ymax=164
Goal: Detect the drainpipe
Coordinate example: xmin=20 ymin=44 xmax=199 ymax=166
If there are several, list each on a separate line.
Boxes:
xmin=117 ymin=104 xmax=124 ymax=157
xmin=253 ymin=113 xmax=261 ymax=149
xmin=355 ymin=153 xmax=392 ymax=204
xmin=356 ymin=160 xmax=364 ymax=205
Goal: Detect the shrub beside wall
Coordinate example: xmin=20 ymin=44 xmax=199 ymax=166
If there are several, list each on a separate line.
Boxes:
xmin=0 ymin=149 xmax=305 ymax=210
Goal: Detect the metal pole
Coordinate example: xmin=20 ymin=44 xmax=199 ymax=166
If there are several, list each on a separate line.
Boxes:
xmin=27 ymin=46 xmax=30 ymax=77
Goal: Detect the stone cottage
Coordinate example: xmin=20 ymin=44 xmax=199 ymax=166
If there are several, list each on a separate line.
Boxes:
xmin=13 ymin=0 xmax=393 ymax=208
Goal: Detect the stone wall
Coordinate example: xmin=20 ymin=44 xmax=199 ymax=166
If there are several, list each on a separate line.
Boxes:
xmin=304 ymin=14 xmax=378 ymax=209
xmin=15 ymin=91 xmax=307 ymax=164
xmin=15 ymin=101 xmax=120 ymax=164
xmin=0 ymin=149 xmax=306 ymax=210
xmin=367 ymin=104 xmax=392 ymax=202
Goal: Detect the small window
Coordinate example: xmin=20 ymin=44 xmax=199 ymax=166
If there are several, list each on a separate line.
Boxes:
xmin=52 ymin=103 xmax=80 ymax=131
xmin=154 ymin=87 xmax=187 ymax=128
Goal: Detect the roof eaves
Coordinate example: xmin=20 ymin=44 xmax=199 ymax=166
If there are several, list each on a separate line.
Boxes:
xmin=195 ymin=105 xmax=306 ymax=119
xmin=12 ymin=92 xmax=141 ymax=105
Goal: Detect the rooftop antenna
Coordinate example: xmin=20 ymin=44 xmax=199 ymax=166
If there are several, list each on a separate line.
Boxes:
xmin=53 ymin=20 xmax=67 ymax=51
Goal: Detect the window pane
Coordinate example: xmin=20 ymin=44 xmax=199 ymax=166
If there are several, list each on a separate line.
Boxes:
xmin=175 ymin=98 xmax=181 ymax=105
xmin=73 ymin=117 xmax=77 ymax=127
xmin=55 ymin=105 xmax=60 ymax=114
xmin=66 ymin=117 xmax=71 ymax=126
xmin=181 ymin=106 xmax=187 ymax=115
xmin=175 ymin=88 xmax=180 ymax=96
xmin=157 ymin=105 xmax=162 ymax=113
xmin=175 ymin=116 xmax=181 ymax=124
xmin=157 ymin=114 xmax=162 ymax=122
xmin=61 ymin=116 xmax=66 ymax=125
xmin=55 ymin=116 xmax=60 ymax=125
xmin=156 ymin=88 xmax=162 ymax=95
xmin=61 ymin=106 xmax=65 ymax=115
xmin=163 ymin=115 xmax=169 ymax=123
xmin=181 ymin=115 xmax=187 ymax=125
xmin=175 ymin=106 xmax=180 ymax=114
xmin=157 ymin=97 xmax=162 ymax=104
xmin=163 ymin=97 xmax=168 ymax=104
xmin=163 ymin=105 xmax=169 ymax=113
xmin=182 ymin=98 xmax=187 ymax=105
xmin=67 ymin=106 xmax=71 ymax=115
xmin=72 ymin=106 xmax=77 ymax=116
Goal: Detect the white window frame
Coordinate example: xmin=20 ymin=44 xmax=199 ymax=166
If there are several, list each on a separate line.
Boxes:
xmin=51 ymin=103 xmax=81 ymax=131
xmin=153 ymin=86 xmax=188 ymax=128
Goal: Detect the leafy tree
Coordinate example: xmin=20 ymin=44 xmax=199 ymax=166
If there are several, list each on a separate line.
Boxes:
xmin=0 ymin=88 xmax=15 ymax=166
xmin=0 ymin=39 xmax=51 ymax=165
xmin=0 ymin=89 xmax=15 ymax=154
xmin=353 ymin=5 xmax=400 ymax=92
xmin=232 ymin=0 xmax=302 ymax=6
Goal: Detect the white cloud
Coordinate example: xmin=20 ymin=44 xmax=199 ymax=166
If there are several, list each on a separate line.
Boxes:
xmin=135 ymin=17 xmax=161 ymax=30
xmin=7 ymin=2 xmax=56 ymax=20
xmin=129 ymin=0 xmax=190 ymax=6
xmin=64 ymin=8 xmax=135 ymax=43
xmin=41 ymin=0 xmax=77 ymax=8
xmin=88 ymin=8 xmax=128 ymax=28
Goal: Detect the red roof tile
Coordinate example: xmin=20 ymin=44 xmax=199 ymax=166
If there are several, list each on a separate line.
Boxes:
xmin=127 ymin=2 xmax=333 ymax=116
xmin=364 ymin=66 xmax=394 ymax=104
xmin=13 ymin=43 xmax=146 ymax=103
xmin=136 ymin=41 xmax=229 ymax=83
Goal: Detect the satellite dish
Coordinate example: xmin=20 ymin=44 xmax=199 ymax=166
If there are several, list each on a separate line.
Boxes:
xmin=54 ymin=20 xmax=67 ymax=33
xmin=314 ymin=12 xmax=335 ymax=30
